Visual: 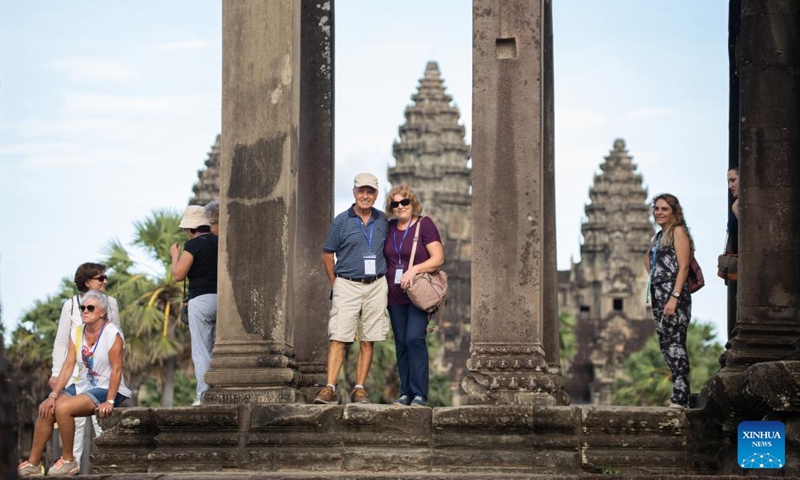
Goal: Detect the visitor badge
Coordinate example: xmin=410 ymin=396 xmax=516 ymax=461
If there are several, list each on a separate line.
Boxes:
xmin=394 ymin=268 xmax=403 ymax=284
xmin=364 ymin=255 xmax=376 ymax=276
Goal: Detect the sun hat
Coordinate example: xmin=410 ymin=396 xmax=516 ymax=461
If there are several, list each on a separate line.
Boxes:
xmin=354 ymin=173 xmax=378 ymax=190
xmin=179 ymin=205 xmax=211 ymax=229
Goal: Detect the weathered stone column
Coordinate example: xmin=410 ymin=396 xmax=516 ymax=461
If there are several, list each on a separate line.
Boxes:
xmin=462 ymin=0 xmax=567 ymax=405
xmin=204 ymin=0 xmax=303 ymax=403
xmin=0 ymin=342 xmax=16 ymax=479
xmin=541 ymin=0 xmax=561 ymax=374
xmin=294 ymin=0 xmax=335 ymax=399
xmin=702 ymin=0 xmax=800 ymax=473
xmin=722 ymin=0 xmax=800 ymax=370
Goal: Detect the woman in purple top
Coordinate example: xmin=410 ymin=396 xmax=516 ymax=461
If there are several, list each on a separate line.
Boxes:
xmin=383 ymin=184 xmax=444 ymax=407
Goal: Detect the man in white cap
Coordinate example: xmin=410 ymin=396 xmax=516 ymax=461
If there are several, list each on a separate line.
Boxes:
xmin=314 ymin=173 xmax=389 ymax=404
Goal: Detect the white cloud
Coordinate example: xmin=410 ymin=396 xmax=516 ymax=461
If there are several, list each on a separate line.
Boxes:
xmin=52 ymin=57 xmax=141 ymax=81
xmin=156 ymin=39 xmax=218 ymax=51
xmin=62 ymin=92 xmax=213 ymax=115
xmin=0 ymin=119 xmax=127 ymax=138
xmin=619 ymin=107 xmax=673 ymax=120
xmin=0 ymin=141 xmax=154 ymax=169
xmin=556 ymin=107 xmax=605 ymax=129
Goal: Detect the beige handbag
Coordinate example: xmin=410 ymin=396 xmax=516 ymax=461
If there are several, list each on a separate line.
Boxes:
xmin=405 ymin=217 xmax=447 ymax=314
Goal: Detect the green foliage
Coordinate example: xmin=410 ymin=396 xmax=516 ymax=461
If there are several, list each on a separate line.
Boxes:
xmin=137 ymin=369 xmax=197 ymax=407
xmin=7 ymin=282 xmax=75 ymax=422
xmin=558 ymin=310 xmax=577 ymax=366
xmin=103 ymin=209 xmax=191 ymax=406
xmin=613 ymin=320 xmax=724 ymax=406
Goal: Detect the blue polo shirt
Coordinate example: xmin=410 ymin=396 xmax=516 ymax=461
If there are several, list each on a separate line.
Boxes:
xmin=323 ymin=205 xmax=388 ymax=278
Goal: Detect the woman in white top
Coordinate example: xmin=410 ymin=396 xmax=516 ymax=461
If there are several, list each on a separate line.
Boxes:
xmin=18 ymin=290 xmax=131 ymax=477
xmin=49 ymin=262 xmax=121 ymax=472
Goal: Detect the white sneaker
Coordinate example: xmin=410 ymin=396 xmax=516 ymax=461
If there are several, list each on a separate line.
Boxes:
xmin=192 ymin=399 xmax=201 ymax=407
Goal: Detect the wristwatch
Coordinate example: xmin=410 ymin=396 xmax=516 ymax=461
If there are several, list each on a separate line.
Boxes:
xmin=671 ymin=291 xmax=681 ymax=298
xmin=107 ymin=399 xmax=115 ymax=405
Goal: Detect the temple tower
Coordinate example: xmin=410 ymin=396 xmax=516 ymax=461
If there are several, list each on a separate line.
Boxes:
xmin=388 ymin=61 xmax=472 ymax=403
xmin=189 ymin=135 xmax=221 ymax=205
xmin=558 ymin=139 xmax=654 ymax=404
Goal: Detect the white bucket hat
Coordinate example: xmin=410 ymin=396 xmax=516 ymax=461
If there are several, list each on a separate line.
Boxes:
xmin=179 ymin=205 xmax=211 ymax=229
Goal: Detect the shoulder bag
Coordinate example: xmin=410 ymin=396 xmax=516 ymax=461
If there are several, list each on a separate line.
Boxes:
xmin=687 ymin=255 xmax=705 ymax=293
xmin=405 ymin=216 xmax=448 ymax=314
xmin=717 ymin=233 xmax=738 ymax=282
xmin=179 ymin=279 xmax=189 ymax=325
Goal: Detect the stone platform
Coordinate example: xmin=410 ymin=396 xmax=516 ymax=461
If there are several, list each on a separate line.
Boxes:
xmin=93 ymin=404 xmax=711 ymax=477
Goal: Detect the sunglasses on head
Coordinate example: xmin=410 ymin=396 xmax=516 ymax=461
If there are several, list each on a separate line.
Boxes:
xmin=79 ymin=305 xmax=98 ymax=313
xmin=91 ymin=275 xmax=108 ymax=282
xmin=390 ymin=198 xmax=411 ymax=209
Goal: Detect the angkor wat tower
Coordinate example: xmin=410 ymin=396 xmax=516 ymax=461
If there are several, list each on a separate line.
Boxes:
xmin=388 ymin=61 xmax=472 ymax=404
xmin=189 ymin=134 xmax=220 ymax=206
xmin=558 ymin=139 xmax=655 ymax=404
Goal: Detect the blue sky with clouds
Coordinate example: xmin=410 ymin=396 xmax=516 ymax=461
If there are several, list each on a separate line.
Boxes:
xmin=1 ymin=1 xmax=730 ymax=342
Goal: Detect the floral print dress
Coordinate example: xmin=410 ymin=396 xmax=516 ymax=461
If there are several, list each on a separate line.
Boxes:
xmin=649 ymin=231 xmax=691 ymax=407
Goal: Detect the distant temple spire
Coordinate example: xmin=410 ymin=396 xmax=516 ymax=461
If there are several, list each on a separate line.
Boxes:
xmin=189 ymin=135 xmax=220 ymax=206
xmin=388 ymin=61 xmax=472 ymax=404
xmin=559 ymin=138 xmax=654 ymax=405
xmin=389 ymin=61 xmax=471 ymax=208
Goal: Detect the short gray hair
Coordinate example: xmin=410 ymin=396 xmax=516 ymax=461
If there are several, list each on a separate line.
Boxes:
xmin=205 ymin=201 xmax=220 ymax=225
xmin=83 ymin=290 xmax=111 ymax=319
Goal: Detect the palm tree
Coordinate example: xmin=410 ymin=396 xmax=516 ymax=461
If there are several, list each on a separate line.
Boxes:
xmin=104 ymin=209 xmax=190 ymax=407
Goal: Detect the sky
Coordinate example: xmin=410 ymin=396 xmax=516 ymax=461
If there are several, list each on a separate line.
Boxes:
xmin=1 ymin=1 xmax=731 ymax=343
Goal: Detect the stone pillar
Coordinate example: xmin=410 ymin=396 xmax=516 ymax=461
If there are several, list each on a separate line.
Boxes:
xmin=725 ymin=0 xmax=740 ymax=344
xmin=725 ymin=0 xmax=800 ymax=369
xmin=540 ymin=0 xmax=561 ymax=374
xmin=702 ymin=0 xmax=800 ymax=473
xmin=294 ymin=0 xmax=335 ymax=399
xmin=0 ymin=341 xmax=16 ymax=479
xmin=204 ymin=0 xmax=303 ymax=404
xmin=462 ymin=0 xmax=567 ymax=405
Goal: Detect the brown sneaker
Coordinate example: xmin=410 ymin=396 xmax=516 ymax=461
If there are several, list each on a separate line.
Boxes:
xmin=313 ymin=386 xmax=337 ymax=404
xmin=351 ymin=387 xmax=370 ymax=404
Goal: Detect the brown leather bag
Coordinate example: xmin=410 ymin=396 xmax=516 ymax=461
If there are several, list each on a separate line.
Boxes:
xmin=717 ymin=233 xmax=738 ymax=282
xmin=405 ymin=216 xmax=447 ymax=314
xmin=717 ymin=253 xmax=738 ymax=282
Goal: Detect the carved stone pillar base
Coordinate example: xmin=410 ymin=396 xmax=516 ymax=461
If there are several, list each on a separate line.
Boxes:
xmin=204 ymin=339 xmax=302 ymax=404
xmin=462 ymin=344 xmax=569 ymax=406
xmin=203 ymin=386 xmax=301 ymax=404
xmin=297 ymin=363 xmax=327 ymax=403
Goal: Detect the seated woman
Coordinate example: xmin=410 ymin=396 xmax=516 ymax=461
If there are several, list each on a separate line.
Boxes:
xmin=18 ymin=290 xmax=131 ymax=477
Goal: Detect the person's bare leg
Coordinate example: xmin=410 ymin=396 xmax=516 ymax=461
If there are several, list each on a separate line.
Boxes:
xmin=55 ymin=395 xmax=97 ymax=462
xmin=356 ymin=341 xmax=374 ymax=386
xmin=26 ymin=410 xmax=57 ymax=466
xmin=325 ymin=340 xmax=346 ymax=386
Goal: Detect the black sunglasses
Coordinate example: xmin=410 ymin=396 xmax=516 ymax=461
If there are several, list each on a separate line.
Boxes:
xmin=390 ymin=198 xmax=411 ymax=209
xmin=91 ymin=275 xmax=108 ymax=282
xmin=79 ymin=305 xmax=98 ymax=313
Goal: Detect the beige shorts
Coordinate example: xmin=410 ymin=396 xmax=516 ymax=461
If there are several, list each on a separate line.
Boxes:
xmin=328 ymin=277 xmax=389 ymax=342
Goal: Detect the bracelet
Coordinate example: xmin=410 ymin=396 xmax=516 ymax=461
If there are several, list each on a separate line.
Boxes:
xmin=48 ymin=392 xmax=59 ymax=400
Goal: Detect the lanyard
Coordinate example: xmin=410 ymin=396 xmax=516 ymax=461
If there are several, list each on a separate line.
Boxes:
xmin=650 ymin=232 xmax=661 ymax=271
xmin=392 ymin=218 xmax=416 ymax=267
xmin=356 ymin=216 xmax=374 ymax=252
xmin=82 ymin=320 xmax=108 ymax=359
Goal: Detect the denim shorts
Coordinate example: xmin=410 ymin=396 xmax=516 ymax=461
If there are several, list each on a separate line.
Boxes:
xmin=63 ymin=384 xmax=128 ymax=407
